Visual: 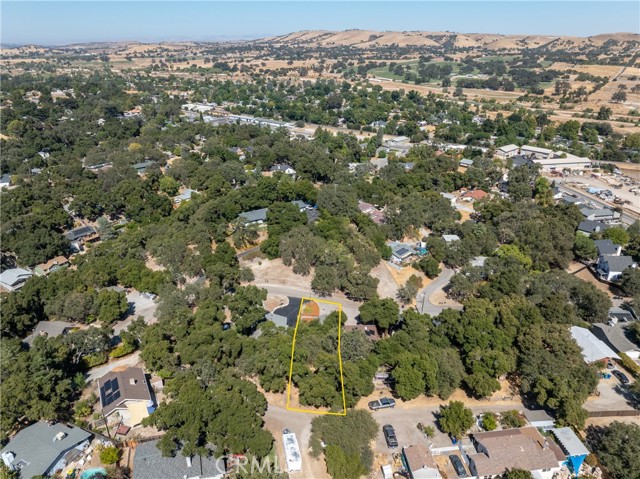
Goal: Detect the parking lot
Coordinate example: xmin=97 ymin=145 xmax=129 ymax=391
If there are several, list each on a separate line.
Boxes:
xmin=585 ymin=368 xmax=638 ymax=413
xmin=112 ymin=290 xmax=158 ymax=334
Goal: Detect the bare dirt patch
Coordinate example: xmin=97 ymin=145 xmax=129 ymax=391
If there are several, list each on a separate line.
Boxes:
xmin=242 ymin=257 xmax=313 ymax=290
xmin=429 ymin=289 xmax=463 ymax=309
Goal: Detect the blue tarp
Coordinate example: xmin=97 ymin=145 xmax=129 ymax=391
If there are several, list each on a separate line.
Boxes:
xmin=567 ymin=454 xmax=587 ymax=477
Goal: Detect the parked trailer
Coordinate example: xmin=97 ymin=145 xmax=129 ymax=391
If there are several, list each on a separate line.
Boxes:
xmin=283 ymin=429 xmax=302 ymax=472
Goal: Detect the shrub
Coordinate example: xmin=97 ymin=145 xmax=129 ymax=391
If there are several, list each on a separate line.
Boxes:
xmin=618 ymin=353 xmax=640 ymax=378
xmin=500 ymin=410 xmax=526 ymax=429
xmin=481 ymin=412 xmax=498 ymax=431
xmin=109 ymin=341 xmax=136 ymax=358
xmin=84 ymin=352 xmax=109 ymax=368
xmin=100 ymin=446 xmax=121 ymax=465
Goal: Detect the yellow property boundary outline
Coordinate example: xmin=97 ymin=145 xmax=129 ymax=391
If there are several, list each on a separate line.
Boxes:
xmin=286 ymin=297 xmax=347 ymax=415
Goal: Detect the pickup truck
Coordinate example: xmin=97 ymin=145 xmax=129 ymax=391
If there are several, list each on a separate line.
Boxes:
xmin=368 ymin=397 xmax=396 ymax=411
xmin=383 ymin=425 xmax=398 ymax=448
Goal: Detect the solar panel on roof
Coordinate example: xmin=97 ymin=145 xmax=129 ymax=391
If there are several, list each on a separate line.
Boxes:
xmin=99 ymin=377 xmax=121 ymax=407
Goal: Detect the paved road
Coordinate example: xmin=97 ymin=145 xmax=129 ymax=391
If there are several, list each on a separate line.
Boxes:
xmin=416 ymin=268 xmax=462 ymax=316
xmin=263 ymin=398 xmax=527 ymax=477
xmin=112 ymin=291 xmax=158 ymax=335
xmin=253 ymin=283 xmax=361 ymax=324
xmin=86 ymin=351 xmax=141 ymax=383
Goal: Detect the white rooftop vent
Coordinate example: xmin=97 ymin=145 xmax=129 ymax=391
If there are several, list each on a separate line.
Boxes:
xmin=186 ymin=456 xmax=192 ymax=468
xmin=1 ymin=451 xmax=15 ymax=468
xmin=54 ymin=432 xmax=67 ymax=441
xmin=129 ymin=378 xmax=137 ymax=385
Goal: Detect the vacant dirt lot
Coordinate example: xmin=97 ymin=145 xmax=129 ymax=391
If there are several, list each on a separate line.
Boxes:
xmin=242 ymin=257 xmax=313 ymax=290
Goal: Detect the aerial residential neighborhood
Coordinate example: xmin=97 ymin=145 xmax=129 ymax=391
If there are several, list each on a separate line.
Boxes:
xmin=1 ymin=1 xmax=640 ymax=479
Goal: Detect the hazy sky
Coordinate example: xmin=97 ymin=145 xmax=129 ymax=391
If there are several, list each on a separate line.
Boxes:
xmin=2 ymin=1 xmax=639 ymax=45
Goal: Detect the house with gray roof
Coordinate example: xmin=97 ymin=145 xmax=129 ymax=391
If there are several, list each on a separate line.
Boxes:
xmin=608 ymin=306 xmax=636 ymax=323
xmin=592 ymin=323 xmax=640 ymax=361
xmin=594 ymin=239 xmax=622 ymax=257
xmin=131 ymin=160 xmax=157 ymax=175
xmin=0 ymin=268 xmax=33 ymax=291
xmin=133 ymin=440 xmax=225 ymax=479
xmin=65 ymin=225 xmax=97 ymax=242
xmin=580 ymin=207 xmax=620 ymax=222
xmin=0 ymin=173 xmax=11 ymax=189
xmin=0 ymin=422 xmax=92 ymax=479
xmin=596 ymin=255 xmax=636 ymax=281
xmin=238 ymin=207 xmax=268 ymax=226
xmin=577 ymin=220 xmax=607 ymax=236
xmin=173 ymin=189 xmax=197 ymax=204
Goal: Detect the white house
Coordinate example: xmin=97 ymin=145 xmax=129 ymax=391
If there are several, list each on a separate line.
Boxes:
xmin=270 ymin=164 xmax=296 ymax=177
xmin=386 ymin=136 xmax=410 ymax=146
xmin=0 ymin=268 xmax=33 ymax=291
xmin=596 ymin=255 xmax=636 ymax=281
xmin=0 ymin=174 xmax=12 ymax=189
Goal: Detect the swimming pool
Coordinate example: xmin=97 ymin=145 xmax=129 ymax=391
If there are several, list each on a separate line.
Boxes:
xmin=80 ymin=468 xmax=107 ymax=479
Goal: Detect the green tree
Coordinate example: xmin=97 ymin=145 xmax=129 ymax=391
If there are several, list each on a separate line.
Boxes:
xmin=158 ymin=176 xmax=180 ymax=196
xmin=481 ymin=412 xmax=498 ymax=431
xmin=438 ymin=401 xmax=474 ymax=439
xmin=310 ymin=410 xmax=378 ymax=477
xmin=100 ymin=446 xmax=122 ymax=465
xmin=358 ymin=298 xmax=399 ymax=333
xmin=587 ymin=422 xmax=640 ymax=479
xmin=603 ymin=226 xmax=630 ymax=246
xmin=620 ymin=268 xmax=640 ymax=296
xmin=397 ymin=274 xmax=422 ymax=304
xmin=574 ymin=234 xmax=598 ymax=261
xmin=324 ymin=445 xmax=368 ymax=479
xmin=414 ymin=256 xmax=441 ymax=279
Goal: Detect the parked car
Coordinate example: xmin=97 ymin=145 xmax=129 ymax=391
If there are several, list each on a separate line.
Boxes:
xmin=382 ymin=425 xmax=398 ymax=448
xmin=449 ymin=455 xmax=468 ymax=478
xmin=368 ymin=397 xmax=396 ymax=411
xmin=612 ymin=369 xmax=630 ymax=385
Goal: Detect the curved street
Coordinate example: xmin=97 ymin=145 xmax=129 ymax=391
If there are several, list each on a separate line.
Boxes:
xmin=416 ymin=267 xmax=463 ymax=316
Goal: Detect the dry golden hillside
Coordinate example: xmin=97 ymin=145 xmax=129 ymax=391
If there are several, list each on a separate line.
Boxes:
xmin=256 ymin=30 xmax=640 ymax=53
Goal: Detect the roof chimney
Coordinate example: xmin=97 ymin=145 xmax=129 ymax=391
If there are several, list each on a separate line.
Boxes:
xmin=543 ymin=438 xmax=548 ymax=450
xmin=186 ymin=456 xmax=192 ymax=468
xmin=130 ymin=378 xmax=137 ymax=385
